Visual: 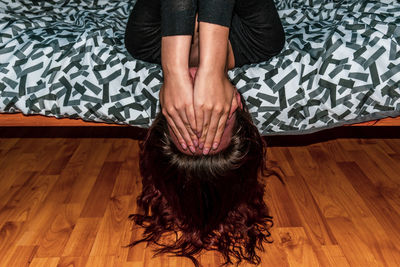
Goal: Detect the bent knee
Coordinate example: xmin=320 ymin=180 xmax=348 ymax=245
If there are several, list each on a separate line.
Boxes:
xmin=254 ymin=24 xmax=286 ymax=59
xmin=124 ymin=25 xmax=162 ymax=64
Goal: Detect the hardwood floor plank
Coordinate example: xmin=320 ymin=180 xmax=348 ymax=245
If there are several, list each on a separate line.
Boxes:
xmin=104 ymin=138 xmax=134 ymax=163
xmin=363 ymin=144 xmax=400 ymax=183
xmin=274 ymin=227 xmax=320 ymax=266
xmin=266 ymin=147 xmax=295 ymax=177
xmin=89 ymin=195 xmax=131 ymax=257
xmin=263 ymin=175 xmax=303 ymax=228
xmin=57 ymin=256 xmax=88 ymax=267
xmin=62 ymin=218 xmax=102 ymax=257
xmin=288 ymin=146 xmax=351 ymax=219
xmin=29 ymin=257 xmax=60 ymax=267
xmin=4 ymin=245 xmax=38 ymax=267
xmin=41 ymin=140 xmax=80 ymax=175
xmin=63 ymin=139 xmax=111 ymax=205
xmin=284 ymin=172 xmax=338 ymax=247
xmin=359 ymin=216 xmax=400 ymax=266
xmin=348 ymin=149 xmax=400 ymax=218
xmin=45 ymin=140 xmax=112 ymax=207
xmin=0 ymin=221 xmax=25 ymax=263
xmin=35 ymin=203 xmax=81 ymax=257
xmin=15 ymin=201 xmax=60 ymax=247
xmin=111 ymin=141 xmax=141 ymax=198
xmin=321 ymin=245 xmax=350 ymax=267
xmin=326 ymin=216 xmax=380 ymax=266
xmin=0 ymin=138 xmax=19 ymax=157
xmin=338 ymin=162 xmax=400 ymax=264
xmin=307 ymin=145 xmax=374 ymax=218
xmin=0 ymin=174 xmax=59 ymax=226
xmin=79 ymin=162 xmax=122 ymax=218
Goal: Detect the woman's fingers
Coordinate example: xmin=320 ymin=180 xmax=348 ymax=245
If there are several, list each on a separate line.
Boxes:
xmin=198 ymin=108 xmax=210 ymax=150
xmin=178 ymin=108 xmax=198 ymax=149
xmin=193 ymin=69 xmax=237 ymax=154
xmin=164 ymin=110 xmax=196 ymax=153
xmin=185 ymin=104 xmax=198 ymax=144
xmin=163 ymin=112 xmax=187 ymax=150
xmin=228 ymin=89 xmax=239 ymax=119
xmin=160 ymin=88 xmax=195 ymax=151
xmin=159 ymin=69 xmax=199 ymax=152
xmin=210 ymin=88 xmax=237 ymax=151
xmin=203 ymin=108 xmax=229 ymax=155
xmin=194 ymin=104 xmax=204 ymax=139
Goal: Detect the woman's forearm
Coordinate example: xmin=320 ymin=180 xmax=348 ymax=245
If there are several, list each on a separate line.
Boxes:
xmin=198 ymin=22 xmax=230 ymax=74
xmin=161 ymin=35 xmax=192 ymax=76
xmin=160 ymin=34 xmax=199 ymax=153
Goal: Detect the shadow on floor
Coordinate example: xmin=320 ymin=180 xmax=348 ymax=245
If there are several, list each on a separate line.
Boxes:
xmin=0 ymin=126 xmax=399 ymax=146
xmin=265 ymin=126 xmax=400 ymax=147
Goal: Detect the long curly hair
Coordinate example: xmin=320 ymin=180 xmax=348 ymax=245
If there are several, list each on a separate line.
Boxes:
xmin=126 ymin=95 xmax=284 ymax=267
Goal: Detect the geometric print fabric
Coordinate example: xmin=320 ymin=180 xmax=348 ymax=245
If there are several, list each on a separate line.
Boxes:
xmin=0 ymin=0 xmax=399 ymax=135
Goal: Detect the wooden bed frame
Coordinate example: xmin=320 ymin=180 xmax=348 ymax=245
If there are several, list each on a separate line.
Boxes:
xmin=0 ymin=112 xmax=399 ymax=126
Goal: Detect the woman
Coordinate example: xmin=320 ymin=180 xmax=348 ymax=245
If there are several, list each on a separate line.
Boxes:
xmin=124 ymin=0 xmax=285 ymax=266
xmin=124 ymin=0 xmax=285 ymax=155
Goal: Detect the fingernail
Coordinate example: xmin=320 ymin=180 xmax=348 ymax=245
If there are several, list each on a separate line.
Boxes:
xmin=203 ymin=147 xmax=210 ymax=155
xmin=189 ymin=145 xmax=196 ymax=153
xmin=212 ymin=142 xmax=219 ymax=150
xmin=181 ymin=143 xmax=187 ymax=150
xmin=197 ymin=132 xmax=201 ymax=138
xmin=199 ymin=142 xmax=204 ymax=149
xmin=193 ymin=139 xmax=198 ymax=147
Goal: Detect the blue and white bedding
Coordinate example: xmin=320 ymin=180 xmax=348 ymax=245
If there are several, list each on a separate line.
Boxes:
xmin=0 ymin=0 xmax=399 ymax=135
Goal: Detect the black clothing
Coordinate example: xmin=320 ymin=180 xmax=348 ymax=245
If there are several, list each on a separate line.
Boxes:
xmin=161 ymin=0 xmax=198 ymax=36
xmin=198 ymin=0 xmax=235 ymax=31
xmin=124 ymin=0 xmax=285 ymax=67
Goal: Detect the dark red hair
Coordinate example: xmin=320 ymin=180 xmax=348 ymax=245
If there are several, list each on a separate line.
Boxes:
xmin=127 ymin=95 xmax=283 ymax=266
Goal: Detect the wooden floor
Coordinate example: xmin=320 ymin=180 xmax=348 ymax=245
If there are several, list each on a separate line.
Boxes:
xmin=0 ymin=127 xmax=399 ymax=267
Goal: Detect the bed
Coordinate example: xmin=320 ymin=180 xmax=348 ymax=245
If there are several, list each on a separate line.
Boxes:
xmin=0 ymin=0 xmax=399 ymax=135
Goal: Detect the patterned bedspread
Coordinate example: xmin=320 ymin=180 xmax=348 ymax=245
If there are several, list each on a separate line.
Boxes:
xmin=0 ymin=0 xmax=399 ymax=135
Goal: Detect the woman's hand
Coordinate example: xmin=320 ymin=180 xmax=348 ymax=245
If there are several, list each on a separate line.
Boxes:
xmin=160 ymin=35 xmax=198 ymax=153
xmin=193 ymin=68 xmax=238 ymax=155
xmin=159 ymin=71 xmax=198 ymax=153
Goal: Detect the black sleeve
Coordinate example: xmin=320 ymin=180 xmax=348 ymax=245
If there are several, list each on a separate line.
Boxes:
xmin=197 ymin=0 xmax=235 ymax=28
xmin=161 ymin=0 xmax=198 ymax=36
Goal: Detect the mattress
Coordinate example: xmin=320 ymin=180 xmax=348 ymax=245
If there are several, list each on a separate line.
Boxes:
xmin=0 ymin=0 xmax=399 ymax=135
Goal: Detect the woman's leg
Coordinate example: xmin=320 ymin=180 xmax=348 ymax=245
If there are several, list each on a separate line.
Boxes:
xmin=125 ymin=0 xmax=284 ymax=68
xmin=228 ymin=0 xmax=286 ymax=67
xmin=124 ymin=0 xmax=197 ymax=65
xmin=194 ymin=0 xmax=285 ymax=68
xmin=124 ymin=0 xmax=163 ymax=64
xmin=124 ymin=0 xmax=234 ymax=69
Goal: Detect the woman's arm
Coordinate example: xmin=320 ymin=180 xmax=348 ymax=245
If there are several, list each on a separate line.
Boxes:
xmin=158 ymin=0 xmax=199 ymax=153
xmin=193 ymin=21 xmax=237 ymax=155
xmin=159 ymin=35 xmax=198 ymax=153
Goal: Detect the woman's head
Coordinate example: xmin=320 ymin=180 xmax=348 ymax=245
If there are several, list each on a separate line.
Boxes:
xmin=128 ymin=89 xmax=281 ymax=267
xmin=167 ymin=89 xmax=243 ymax=156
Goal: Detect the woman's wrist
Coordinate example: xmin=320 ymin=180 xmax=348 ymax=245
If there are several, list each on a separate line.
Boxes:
xmin=196 ymin=66 xmax=227 ymax=80
xmin=162 ymin=64 xmax=190 ymax=77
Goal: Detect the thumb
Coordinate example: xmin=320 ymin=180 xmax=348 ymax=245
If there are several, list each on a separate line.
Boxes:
xmin=228 ymin=89 xmax=238 ymax=119
xmin=159 ymin=85 xmax=164 ymax=105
